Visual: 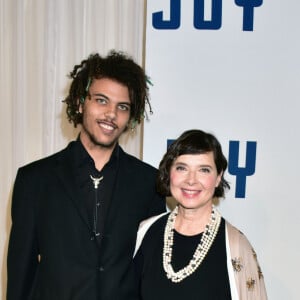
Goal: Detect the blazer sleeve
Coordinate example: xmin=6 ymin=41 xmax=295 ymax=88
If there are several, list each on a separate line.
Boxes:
xmin=146 ymin=191 xmax=166 ymax=218
xmin=7 ymin=167 xmax=40 ymax=300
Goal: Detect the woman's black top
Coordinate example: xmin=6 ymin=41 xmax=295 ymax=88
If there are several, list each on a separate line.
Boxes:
xmin=134 ymin=215 xmax=231 ymax=300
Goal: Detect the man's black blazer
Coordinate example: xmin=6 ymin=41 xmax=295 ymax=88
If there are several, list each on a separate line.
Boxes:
xmin=7 ymin=141 xmax=165 ymax=300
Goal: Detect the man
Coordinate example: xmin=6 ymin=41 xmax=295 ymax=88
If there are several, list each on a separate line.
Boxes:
xmin=7 ymin=51 xmax=165 ymax=300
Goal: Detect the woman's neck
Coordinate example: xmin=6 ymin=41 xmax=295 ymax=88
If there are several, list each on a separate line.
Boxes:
xmin=175 ymin=204 xmax=213 ymax=236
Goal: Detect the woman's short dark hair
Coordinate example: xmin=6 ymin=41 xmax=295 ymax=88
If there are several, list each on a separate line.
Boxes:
xmin=63 ymin=50 xmax=150 ymax=128
xmin=157 ymin=129 xmax=230 ymax=198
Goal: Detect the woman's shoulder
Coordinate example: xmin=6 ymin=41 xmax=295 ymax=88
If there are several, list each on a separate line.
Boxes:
xmin=140 ymin=212 xmax=168 ymax=230
xmin=225 ymin=220 xmax=265 ymax=279
xmin=225 ymin=222 xmax=267 ymax=298
xmin=225 ymin=221 xmax=254 ymax=251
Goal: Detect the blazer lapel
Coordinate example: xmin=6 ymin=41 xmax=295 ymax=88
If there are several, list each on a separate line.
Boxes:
xmin=102 ymin=147 xmax=129 ymax=229
xmin=54 ymin=144 xmax=92 ymax=232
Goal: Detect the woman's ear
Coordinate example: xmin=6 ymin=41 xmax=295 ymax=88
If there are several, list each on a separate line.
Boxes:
xmin=216 ymin=171 xmax=223 ymax=187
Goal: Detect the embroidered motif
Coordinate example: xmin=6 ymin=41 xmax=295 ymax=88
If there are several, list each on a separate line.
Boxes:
xmin=246 ymin=278 xmax=256 ymax=290
xmin=258 ymin=264 xmax=264 ymax=279
xmin=231 ymin=257 xmax=243 ymax=272
xmin=252 ymin=248 xmax=264 ymax=279
xmin=252 ymin=248 xmax=257 ymax=260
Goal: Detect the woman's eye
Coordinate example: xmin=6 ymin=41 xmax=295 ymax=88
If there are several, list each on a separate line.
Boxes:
xmin=200 ymin=168 xmax=210 ymax=173
xmin=176 ymin=165 xmax=186 ymax=171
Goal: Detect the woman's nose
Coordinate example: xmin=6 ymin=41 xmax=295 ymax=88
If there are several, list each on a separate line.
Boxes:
xmin=186 ymin=171 xmax=197 ymax=186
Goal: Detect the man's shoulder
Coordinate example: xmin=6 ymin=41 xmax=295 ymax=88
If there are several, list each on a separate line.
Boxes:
xmin=119 ymin=146 xmax=158 ymax=172
xmin=18 ymin=142 xmax=74 ymax=172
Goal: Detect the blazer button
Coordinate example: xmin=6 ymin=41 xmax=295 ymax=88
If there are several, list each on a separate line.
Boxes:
xmin=99 ymin=266 xmax=105 ymax=272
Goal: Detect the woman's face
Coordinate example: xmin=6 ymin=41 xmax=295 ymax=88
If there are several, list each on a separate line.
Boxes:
xmin=169 ymin=152 xmax=222 ymax=212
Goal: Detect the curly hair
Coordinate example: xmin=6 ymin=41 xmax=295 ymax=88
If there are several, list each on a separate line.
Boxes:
xmin=157 ymin=129 xmax=230 ymax=198
xmin=63 ymin=50 xmax=151 ymax=127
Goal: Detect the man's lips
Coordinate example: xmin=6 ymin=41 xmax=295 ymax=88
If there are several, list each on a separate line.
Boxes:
xmin=97 ymin=120 xmax=117 ymax=131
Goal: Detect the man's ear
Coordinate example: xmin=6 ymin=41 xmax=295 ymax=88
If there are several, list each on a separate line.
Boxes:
xmin=80 ymin=96 xmax=85 ymax=104
xmin=78 ymin=97 xmax=85 ymax=113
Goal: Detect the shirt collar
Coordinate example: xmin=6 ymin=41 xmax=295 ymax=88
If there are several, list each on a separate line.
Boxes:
xmin=73 ymin=135 xmax=120 ymax=170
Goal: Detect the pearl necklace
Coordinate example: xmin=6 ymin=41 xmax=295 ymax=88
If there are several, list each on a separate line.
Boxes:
xmin=163 ymin=205 xmax=221 ymax=283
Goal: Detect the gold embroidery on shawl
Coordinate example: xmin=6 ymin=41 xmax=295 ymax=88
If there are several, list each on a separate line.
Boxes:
xmin=246 ymin=278 xmax=256 ymax=290
xmin=252 ymin=248 xmax=264 ymax=279
xmin=258 ymin=265 xmax=264 ymax=279
xmin=231 ymin=257 xmax=243 ymax=272
xmin=252 ymin=248 xmax=257 ymax=260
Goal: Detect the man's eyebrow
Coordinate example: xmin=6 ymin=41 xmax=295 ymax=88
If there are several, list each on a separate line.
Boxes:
xmin=90 ymin=92 xmax=109 ymax=99
xmin=90 ymin=93 xmax=131 ymax=104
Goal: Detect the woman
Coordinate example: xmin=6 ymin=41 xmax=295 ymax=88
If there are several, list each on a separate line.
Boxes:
xmin=134 ymin=129 xmax=267 ymax=299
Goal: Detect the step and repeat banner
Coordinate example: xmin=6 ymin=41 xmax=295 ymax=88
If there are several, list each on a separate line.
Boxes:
xmin=143 ymin=1 xmax=300 ymax=299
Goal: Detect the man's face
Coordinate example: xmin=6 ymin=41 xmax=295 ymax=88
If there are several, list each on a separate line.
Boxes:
xmin=79 ymin=77 xmax=131 ymax=150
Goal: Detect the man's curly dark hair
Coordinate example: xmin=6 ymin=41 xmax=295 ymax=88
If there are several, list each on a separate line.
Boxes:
xmin=63 ymin=50 xmax=151 ymax=128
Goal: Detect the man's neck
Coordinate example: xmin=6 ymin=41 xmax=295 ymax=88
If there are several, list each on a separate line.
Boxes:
xmin=89 ymin=147 xmax=114 ymax=171
xmin=79 ymin=136 xmax=116 ymax=171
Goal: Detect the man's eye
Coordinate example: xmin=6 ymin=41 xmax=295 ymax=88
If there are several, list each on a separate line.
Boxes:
xmin=118 ymin=104 xmax=130 ymax=111
xmin=96 ymin=98 xmax=107 ymax=104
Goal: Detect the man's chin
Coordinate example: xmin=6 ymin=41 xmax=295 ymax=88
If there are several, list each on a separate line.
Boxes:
xmin=91 ymin=137 xmax=117 ymax=149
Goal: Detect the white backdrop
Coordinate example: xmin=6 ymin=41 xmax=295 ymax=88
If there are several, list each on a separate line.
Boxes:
xmin=0 ymin=0 xmax=146 ymax=298
xmin=144 ymin=1 xmax=300 ymax=299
